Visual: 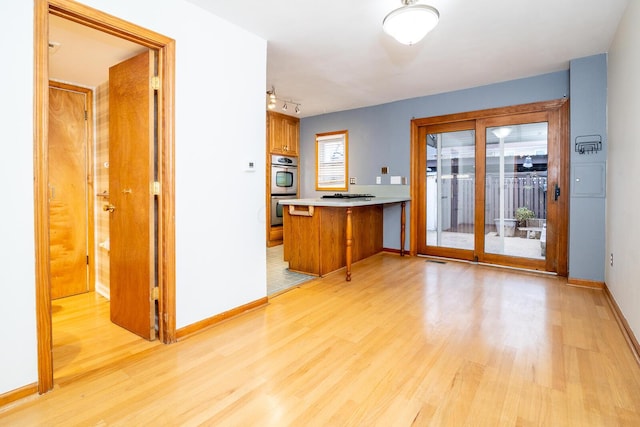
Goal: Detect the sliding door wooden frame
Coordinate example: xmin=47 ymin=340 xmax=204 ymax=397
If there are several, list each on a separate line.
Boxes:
xmin=410 ymin=99 xmax=569 ymax=275
xmin=34 ymin=0 xmax=176 ymax=393
xmin=415 ymin=120 xmax=476 ymax=260
xmin=477 ymin=111 xmax=554 ymax=271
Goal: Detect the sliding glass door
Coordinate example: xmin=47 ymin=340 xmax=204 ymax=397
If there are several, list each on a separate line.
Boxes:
xmin=484 ymin=122 xmax=548 ymax=261
xmin=417 ymin=121 xmax=476 ymax=260
xmin=412 ymin=100 xmax=568 ymax=274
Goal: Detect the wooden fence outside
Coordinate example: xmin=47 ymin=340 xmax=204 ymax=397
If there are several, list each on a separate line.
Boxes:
xmin=485 ymin=173 xmax=548 ymax=222
xmin=441 ymin=173 xmax=547 ymax=229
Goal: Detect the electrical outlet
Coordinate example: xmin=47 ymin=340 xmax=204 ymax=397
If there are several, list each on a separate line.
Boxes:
xmin=376 ymin=176 xmax=382 ymax=184
xmin=350 ymin=177 xmax=356 ymax=185
xmin=610 ymin=253 xmax=614 ymax=267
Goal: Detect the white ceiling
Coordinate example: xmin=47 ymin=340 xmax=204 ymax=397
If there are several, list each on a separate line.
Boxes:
xmin=49 ymin=15 xmax=146 ymax=87
xmin=50 ymin=0 xmax=629 ymax=118
xmin=185 ymin=0 xmax=628 ymax=117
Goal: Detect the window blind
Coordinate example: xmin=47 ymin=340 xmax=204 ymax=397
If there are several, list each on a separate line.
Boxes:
xmin=317 ymin=133 xmax=346 ymax=189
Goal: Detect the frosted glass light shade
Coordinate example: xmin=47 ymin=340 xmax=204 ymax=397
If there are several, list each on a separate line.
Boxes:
xmin=491 ymin=127 xmax=513 ymax=139
xmin=383 ymin=4 xmax=439 ymax=45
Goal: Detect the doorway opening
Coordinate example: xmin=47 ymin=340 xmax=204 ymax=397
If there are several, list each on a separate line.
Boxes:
xmin=410 ymin=99 xmax=569 ymax=274
xmin=35 ymin=0 xmax=176 ymax=394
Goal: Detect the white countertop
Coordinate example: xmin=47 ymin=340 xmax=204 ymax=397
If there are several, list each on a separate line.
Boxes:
xmin=279 ymin=196 xmax=410 ymax=207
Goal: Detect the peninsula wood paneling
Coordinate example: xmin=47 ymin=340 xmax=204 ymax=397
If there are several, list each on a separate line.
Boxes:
xmin=351 ymin=205 xmax=383 ymax=262
xmin=284 ymin=207 xmax=321 ymax=275
xmin=318 ymin=207 xmax=348 ymax=275
xmin=284 ymin=205 xmax=382 ymax=276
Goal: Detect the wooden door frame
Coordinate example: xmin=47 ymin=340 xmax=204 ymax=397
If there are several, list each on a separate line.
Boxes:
xmin=48 ymin=81 xmax=95 ymax=296
xmin=409 ymin=99 xmax=569 ymax=275
xmin=415 ymin=120 xmax=477 ymax=261
xmin=34 ymin=0 xmax=176 ymax=393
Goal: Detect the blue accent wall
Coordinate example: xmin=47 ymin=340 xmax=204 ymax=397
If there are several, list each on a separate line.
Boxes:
xmin=569 ymin=54 xmax=607 ymax=282
xmin=300 ymin=71 xmax=569 ymax=195
xmin=299 ymin=70 xmax=571 ymax=254
xmin=299 ymin=62 xmax=611 ymax=282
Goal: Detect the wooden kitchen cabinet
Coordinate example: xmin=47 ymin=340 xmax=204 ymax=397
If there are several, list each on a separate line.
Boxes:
xmin=268 ymin=110 xmax=299 ymax=155
xmin=266 ymin=110 xmax=299 ymax=247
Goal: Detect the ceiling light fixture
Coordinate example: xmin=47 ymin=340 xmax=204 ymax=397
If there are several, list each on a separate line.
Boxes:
xmin=491 ymin=127 xmax=512 ymax=139
xmin=266 ymin=86 xmax=302 ymax=114
xmin=382 ymin=0 xmax=440 ymax=45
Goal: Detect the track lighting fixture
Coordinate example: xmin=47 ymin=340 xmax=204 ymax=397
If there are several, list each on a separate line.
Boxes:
xmin=266 ymin=85 xmax=302 ymax=114
xmin=267 ymin=86 xmax=277 ymax=110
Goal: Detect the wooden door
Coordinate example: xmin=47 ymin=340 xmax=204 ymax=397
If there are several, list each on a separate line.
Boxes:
xmin=48 ymin=83 xmax=91 ymax=299
xmin=109 ymin=50 xmax=157 ymax=340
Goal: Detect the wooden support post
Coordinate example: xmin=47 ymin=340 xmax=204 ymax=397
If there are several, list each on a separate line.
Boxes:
xmin=400 ymin=201 xmax=406 ymax=256
xmin=346 ymin=207 xmax=353 ymax=281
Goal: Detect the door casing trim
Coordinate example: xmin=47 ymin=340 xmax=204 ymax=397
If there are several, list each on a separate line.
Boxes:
xmin=34 ymin=0 xmax=176 ymax=393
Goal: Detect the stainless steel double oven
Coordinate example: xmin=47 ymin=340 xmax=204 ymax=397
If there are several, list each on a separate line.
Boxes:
xmin=270 ymin=155 xmax=298 ymax=226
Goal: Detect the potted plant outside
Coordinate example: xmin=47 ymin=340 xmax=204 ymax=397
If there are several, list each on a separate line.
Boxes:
xmin=515 ymin=207 xmax=535 ymax=227
xmin=515 ymin=207 xmax=536 ymax=238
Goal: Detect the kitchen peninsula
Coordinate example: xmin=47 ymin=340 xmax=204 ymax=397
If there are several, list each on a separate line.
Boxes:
xmin=280 ymin=195 xmax=410 ymax=281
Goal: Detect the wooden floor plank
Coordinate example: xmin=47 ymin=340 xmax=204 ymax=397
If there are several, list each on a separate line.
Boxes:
xmin=2 ymin=253 xmax=640 ymax=425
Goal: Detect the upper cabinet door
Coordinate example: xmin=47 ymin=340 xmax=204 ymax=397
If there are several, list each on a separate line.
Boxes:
xmin=268 ymin=111 xmax=299 ymax=156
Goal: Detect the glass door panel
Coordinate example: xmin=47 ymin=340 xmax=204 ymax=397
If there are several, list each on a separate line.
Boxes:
xmin=426 ymin=129 xmax=475 ymax=250
xmin=484 ymin=123 xmax=548 ymax=260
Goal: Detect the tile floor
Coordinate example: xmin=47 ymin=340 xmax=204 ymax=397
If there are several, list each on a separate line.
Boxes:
xmin=267 ymin=244 xmax=315 ymax=295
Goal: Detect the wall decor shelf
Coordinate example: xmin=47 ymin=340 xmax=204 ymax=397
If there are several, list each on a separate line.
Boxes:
xmin=575 ymin=134 xmax=602 ymax=154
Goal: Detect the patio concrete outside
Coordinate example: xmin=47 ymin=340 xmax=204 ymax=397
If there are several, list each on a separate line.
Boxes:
xmin=427 ymin=230 xmax=545 ymax=259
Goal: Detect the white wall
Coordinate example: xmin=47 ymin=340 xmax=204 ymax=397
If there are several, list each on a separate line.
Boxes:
xmin=607 ymin=0 xmax=640 ymax=341
xmin=0 ymin=1 xmax=38 ymax=394
xmin=0 ymin=0 xmax=267 ymax=395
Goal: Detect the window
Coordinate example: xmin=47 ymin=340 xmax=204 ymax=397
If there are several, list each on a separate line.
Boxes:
xmin=316 ymin=130 xmax=348 ymax=191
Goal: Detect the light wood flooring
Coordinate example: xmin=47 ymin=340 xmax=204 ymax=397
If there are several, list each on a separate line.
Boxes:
xmin=2 ymin=253 xmax=640 ymax=425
